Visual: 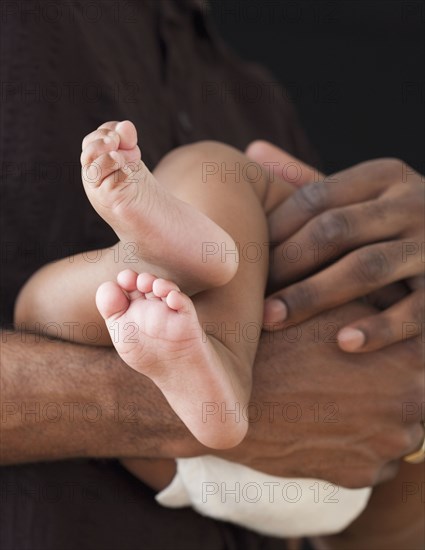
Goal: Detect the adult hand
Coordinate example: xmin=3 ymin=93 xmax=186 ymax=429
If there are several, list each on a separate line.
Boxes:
xmin=220 ymin=301 xmax=424 ymax=488
xmin=247 ymin=141 xmax=424 ymax=353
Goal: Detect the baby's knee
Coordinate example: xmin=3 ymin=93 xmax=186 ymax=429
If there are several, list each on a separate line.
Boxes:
xmin=183 ymin=140 xmax=239 ymax=159
xmin=154 ymin=140 xmax=267 ymax=190
xmin=154 ymin=141 xmax=235 ymax=174
xmin=182 ymin=141 xmax=253 ymax=173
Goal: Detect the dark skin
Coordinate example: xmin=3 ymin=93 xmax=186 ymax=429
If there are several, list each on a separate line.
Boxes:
xmin=2 ymin=303 xmax=424 ymax=550
xmin=222 ymin=302 xmax=424 ymax=488
xmin=2 ymin=151 xmax=424 ymax=547
xmin=250 ymin=143 xmax=424 ymax=353
xmin=312 ymin=460 xmax=425 ymax=550
xmin=2 ymin=302 xmax=423 ymax=480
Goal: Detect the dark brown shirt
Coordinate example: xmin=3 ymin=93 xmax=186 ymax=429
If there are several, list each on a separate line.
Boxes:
xmin=0 ymin=1 xmax=315 ymax=548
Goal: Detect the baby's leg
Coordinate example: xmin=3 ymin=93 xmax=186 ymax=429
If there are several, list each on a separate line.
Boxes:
xmin=80 ymin=121 xmax=238 ymax=294
xmin=15 ymin=125 xmax=292 ymax=449
xmin=15 ymin=123 xmax=291 ymax=349
xmin=15 ymin=122 xmax=238 ymax=345
xmin=95 ymin=141 xmax=272 ymax=449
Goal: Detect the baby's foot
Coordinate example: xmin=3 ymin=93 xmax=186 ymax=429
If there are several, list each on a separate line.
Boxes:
xmin=96 ymin=269 xmax=248 ymax=449
xmin=81 ymin=121 xmax=238 ymax=292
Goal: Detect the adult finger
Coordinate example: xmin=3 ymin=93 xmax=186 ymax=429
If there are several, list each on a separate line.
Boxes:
xmin=270 ymin=196 xmax=411 ymax=286
xmin=337 ymin=289 xmax=425 ymax=352
xmin=263 ymin=241 xmax=422 ymax=329
xmin=268 ymin=158 xmax=406 ymax=244
xmin=245 ymin=140 xmax=323 ymax=186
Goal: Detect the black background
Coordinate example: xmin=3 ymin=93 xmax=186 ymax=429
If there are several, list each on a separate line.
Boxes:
xmin=209 ymin=0 xmax=424 ymax=174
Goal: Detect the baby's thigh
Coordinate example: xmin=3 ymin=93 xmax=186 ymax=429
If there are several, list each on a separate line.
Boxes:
xmin=152 ymin=140 xmax=269 ymax=234
xmin=155 ymin=141 xmax=270 ymax=364
xmin=153 ymin=140 xmax=268 ymax=263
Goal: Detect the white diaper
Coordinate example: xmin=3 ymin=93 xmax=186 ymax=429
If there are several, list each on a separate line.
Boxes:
xmin=156 ymin=455 xmax=371 ymax=538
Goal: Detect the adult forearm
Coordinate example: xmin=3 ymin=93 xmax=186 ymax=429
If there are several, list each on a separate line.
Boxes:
xmin=0 ymin=331 xmax=201 ymax=464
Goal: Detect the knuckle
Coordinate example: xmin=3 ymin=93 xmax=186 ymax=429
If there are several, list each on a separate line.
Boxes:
xmin=293 ymin=182 xmax=328 ymax=214
xmin=369 ymin=157 xmax=405 ymax=181
xmin=353 ymin=248 xmax=392 ymax=285
xmin=367 ymin=314 xmax=393 ymax=344
xmin=285 ymin=283 xmax=318 ymax=313
xmin=384 ymin=430 xmax=413 ymax=459
xmin=411 ymin=292 xmax=425 ymax=323
xmin=363 ymin=197 xmax=391 ymax=222
xmin=343 ymin=469 xmax=377 ymax=489
xmin=380 ymin=157 xmax=404 ymax=173
xmin=314 ymin=210 xmax=351 ymax=245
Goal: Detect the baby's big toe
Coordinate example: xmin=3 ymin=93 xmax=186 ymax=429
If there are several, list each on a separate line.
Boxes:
xmin=117 ymin=269 xmax=139 ymax=292
xmin=96 ymin=281 xmax=130 ymax=321
xmin=121 ymin=145 xmax=141 ymax=169
xmin=116 ymin=120 xmax=138 ymax=150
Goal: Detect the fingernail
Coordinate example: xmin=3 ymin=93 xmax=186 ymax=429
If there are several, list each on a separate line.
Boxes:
xmin=103 ymin=136 xmax=112 ymax=144
xmin=338 ymin=328 xmax=366 ymax=350
xmin=263 ymin=299 xmax=288 ymax=324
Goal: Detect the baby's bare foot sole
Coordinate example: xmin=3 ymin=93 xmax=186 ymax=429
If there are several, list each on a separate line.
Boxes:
xmin=96 ymin=269 xmax=248 ymax=449
xmin=81 ymin=121 xmax=238 ymax=292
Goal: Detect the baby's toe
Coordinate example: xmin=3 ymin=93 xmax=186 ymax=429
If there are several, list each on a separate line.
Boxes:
xmin=82 ymin=128 xmax=120 ymax=150
xmin=121 ymin=145 xmax=141 ymax=166
xmin=81 ymin=136 xmax=117 ymax=167
xmin=96 ymin=121 xmax=138 ymax=150
xmin=115 ymin=120 xmax=138 ymax=150
xmin=136 ymin=273 xmax=157 ymax=294
xmin=96 ymin=281 xmax=129 ymax=320
xmin=166 ymin=290 xmax=193 ymax=313
xmin=82 ymin=150 xmax=125 ymax=188
xmin=117 ymin=269 xmax=139 ymax=292
xmin=152 ymin=278 xmax=180 ymax=298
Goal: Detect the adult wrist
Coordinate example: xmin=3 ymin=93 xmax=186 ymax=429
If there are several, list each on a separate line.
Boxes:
xmin=110 ymin=356 xmax=206 ymax=460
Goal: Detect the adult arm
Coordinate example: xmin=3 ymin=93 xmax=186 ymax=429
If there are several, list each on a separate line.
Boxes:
xmin=3 ymin=299 xmax=423 ymax=488
xmin=0 ymin=330 xmax=200 ymax=464
xmin=1 ymin=147 xmax=422 ymax=483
